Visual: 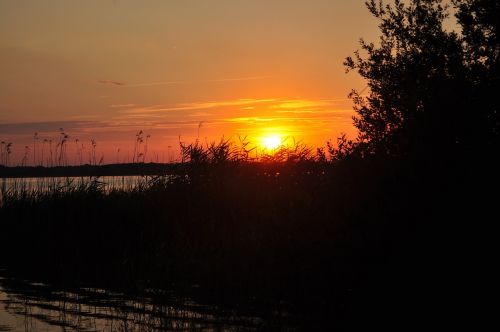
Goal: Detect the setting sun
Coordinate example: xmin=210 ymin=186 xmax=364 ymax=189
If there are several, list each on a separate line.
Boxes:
xmin=261 ymin=135 xmax=282 ymax=150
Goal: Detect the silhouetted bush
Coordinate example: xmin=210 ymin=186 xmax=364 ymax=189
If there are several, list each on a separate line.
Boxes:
xmin=345 ymin=0 xmax=499 ymax=157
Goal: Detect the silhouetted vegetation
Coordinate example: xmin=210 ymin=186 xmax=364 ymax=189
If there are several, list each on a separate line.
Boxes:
xmin=1 ymin=0 xmax=498 ymax=329
xmin=345 ymin=0 xmax=498 ymax=159
xmin=1 ymin=156 xmax=452 ymax=329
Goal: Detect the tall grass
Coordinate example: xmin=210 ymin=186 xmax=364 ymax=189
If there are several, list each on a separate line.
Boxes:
xmin=1 ymin=129 xmax=357 ymax=167
xmin=0 ymin=175 xmax=174 ymax=207
xmin=0 ymin=134 xmax=468 ymax=327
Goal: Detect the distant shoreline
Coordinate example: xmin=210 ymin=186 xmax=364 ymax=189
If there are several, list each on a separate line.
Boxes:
xmin=0 ymin=163 xmax=183 ymax=178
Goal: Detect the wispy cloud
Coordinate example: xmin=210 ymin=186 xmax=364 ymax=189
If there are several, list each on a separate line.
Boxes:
xmin=189 ymin=112 xmax=212 ymax=117
xmin=120 ymin=99 xmax=276 ymax=115
xmin=275 ymin=109 xmax=353 ymax=114
xmin=123 ymin=81 xmax=186 ymax=88
xmin=98 ymin=76 xmax=271 ymax=88
xmin=98 ymin=80 xmax=125 ymax=86
xmin=0 ymin=121 xmax=97 ymax=135
xmin=270 ymin=99 xmax=335 ymax=110
xmin=204 ymin=76 xmax=272 ymax=83
xmin=109 ymin=104 xmax=136 ymax=108
xmin=223 ymin=116 xmax=341 ymax=125
xmin=124 ymin=76 xmax=271 ymax=88
xmin=274 ymin=110 xmax=315 ymax=114
xmin=227 ymin=117 xmax=275 ymax=123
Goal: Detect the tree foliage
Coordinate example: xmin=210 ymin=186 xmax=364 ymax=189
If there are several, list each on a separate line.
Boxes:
xmin=454 ymin=0 xmax=500 ymax=142
xmin=345 ymin=0 xmax=499 ymax=157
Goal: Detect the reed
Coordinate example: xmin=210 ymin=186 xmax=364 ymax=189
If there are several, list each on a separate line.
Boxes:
xmin=0 ymin=135 xmax=466 ymax=327
xmin=1 ymin=128 xmax=359 ymax=167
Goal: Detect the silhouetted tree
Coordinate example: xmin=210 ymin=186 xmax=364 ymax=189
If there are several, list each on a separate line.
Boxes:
xmin=454 ymin=0 xmax=499 ymax=145
xmin=345 ymin=0 xmax=499 ymax=158
xmin=455 ymin=0 xmax=499 ymax=69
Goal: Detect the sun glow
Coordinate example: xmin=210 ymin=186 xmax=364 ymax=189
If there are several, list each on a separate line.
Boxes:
xmin=261 ymin=135 xmax=282 ymax=150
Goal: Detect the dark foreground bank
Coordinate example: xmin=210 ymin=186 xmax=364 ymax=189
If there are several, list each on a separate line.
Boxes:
xmin=0 ymin=155 xmax=487 ymax=330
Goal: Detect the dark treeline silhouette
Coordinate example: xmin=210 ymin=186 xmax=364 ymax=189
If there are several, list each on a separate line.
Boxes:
xmin=0 ymin=0 xmax=498 ymax=330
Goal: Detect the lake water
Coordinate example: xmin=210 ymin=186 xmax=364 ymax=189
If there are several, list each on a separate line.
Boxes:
xmin=0 ymin=176 xmax=150 ymax=195
xmin=0 ymin=177 xmax=302 ymax=330
xmin=0 ymin=270 xmax=296 ymax=331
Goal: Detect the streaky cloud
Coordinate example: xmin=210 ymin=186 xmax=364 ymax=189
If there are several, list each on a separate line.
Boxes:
xmin=120 ymin=99 xmax=276 ymax=115
xmin=98 ymin=80 xmax=125 ymax=86
xmin=117 ymin=76 xmax=271 ymax=88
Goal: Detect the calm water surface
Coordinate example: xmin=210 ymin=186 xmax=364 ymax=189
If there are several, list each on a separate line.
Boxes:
xmin=0 ymin=177 xmax=301 ymax=330
xmin=1 ymin=176 xmax=149 ymax=194
xmin=0 ymin=271 xmax=296 ymax=331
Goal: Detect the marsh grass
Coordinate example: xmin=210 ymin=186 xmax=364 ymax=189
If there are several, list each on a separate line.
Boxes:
xmin=0 ymin=175 xmax=152 ymax=205
xmin=0 ymin=138 xmax=467 ymax=328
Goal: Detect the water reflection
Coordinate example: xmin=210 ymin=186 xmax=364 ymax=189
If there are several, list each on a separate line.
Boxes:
xmin=1 ymin=176 xmax=147 ymax=195
xmin=0 ymin=272 xmax=294 ymax=331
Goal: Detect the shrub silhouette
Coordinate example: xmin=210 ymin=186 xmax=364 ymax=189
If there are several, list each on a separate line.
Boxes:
xmin=345 ymin=0 xmax=499 ymax=157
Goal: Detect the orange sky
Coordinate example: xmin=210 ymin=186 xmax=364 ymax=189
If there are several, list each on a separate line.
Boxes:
xmin=0 ymin=0 xmax=381 ymax=164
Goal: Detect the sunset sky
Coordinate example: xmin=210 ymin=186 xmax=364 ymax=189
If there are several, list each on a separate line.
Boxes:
xmin=0 ymin=0 xmax=381 ymax=164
